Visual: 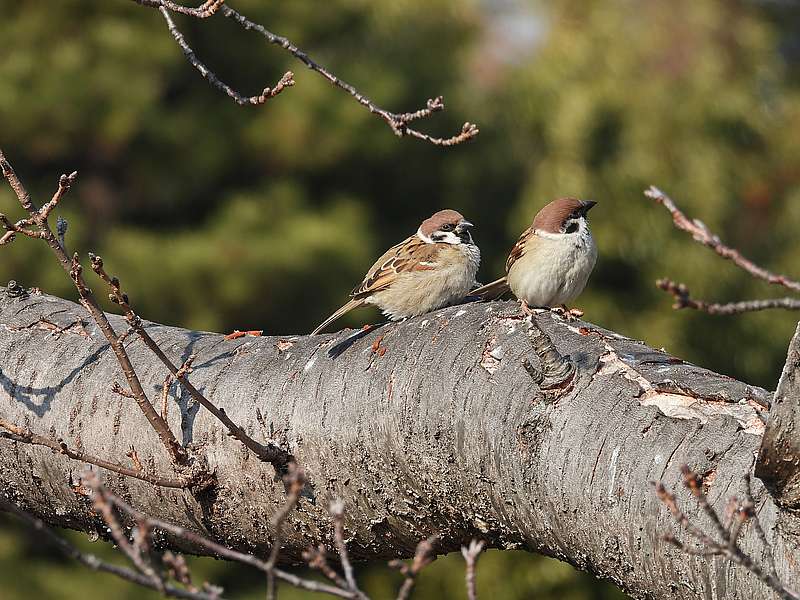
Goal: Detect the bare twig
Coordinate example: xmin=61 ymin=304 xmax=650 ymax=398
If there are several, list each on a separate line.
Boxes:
xmin=330 ymin=500 xmax=367 ymax=599
xmin=0 ymin=499 xmax=224 ymax=600
xmin=266 ymin=466 xmax=306 ymax=600
xmin=303 ymin=545 xmax=350 ymax=590
xmin=128 ymin=0 xmax=478 ymax=144
xmin=390 ymin=537 xmax=437 ymax=600
xmin=461 ymin=540 xmax=485 ymax=600
xmin=646 ymin=186 xmax=800 ymax=293
xmin=158 ymin=7 xmax=295 ymax=106
xmin=656 ymin=279 xmax=800 ymax=314
xmin=88 ymin=253 xmax=292 ymax=473
xmin=135 ymin=0 xmax=226 ymax=19
xmin=0 ymin=151 xmax=188 ymax=468
xmin=0 ymin=417 xmax=189 ymax=488
xmin=654 ymin=465 xmax=799 ymax=600
xmin=220 ymin=4 xmax=478 ymax=145
xmin=81 ymin=471 xmax=355 ymax=599
xmin=89 ymin=477 xmax=165 ymax=592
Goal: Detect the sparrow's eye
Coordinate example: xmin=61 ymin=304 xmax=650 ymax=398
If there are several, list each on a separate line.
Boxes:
xmin=564 ymin=221 xmax=579 ymax=234
xmin=440 ymin=223 xmax=455 ymax=232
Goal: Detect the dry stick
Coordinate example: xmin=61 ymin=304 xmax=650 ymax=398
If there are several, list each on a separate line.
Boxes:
xmin=461 ymin=540 xmax=485 ymax=600
xmin=218 ymin=5 xmax=479 ymax=146
xmin=90 ymin=480 xmax=165 ymax=592
xmin=130 ymin=0 xmax=477 ymax=144
xmin=646 ymin=186 xmax=800 ymax=293
xmin=265 ymin=467 xmax=306 ymax=600
xmin=0 ymin=150 xmax=188 ymax=467
xmin=303 ymin=545 xmax=351 ymax=590
xmin=654 ymin=466 xmax=800 ymax=600
xmin=0 ymin=500 xmax=224 ymax=600
xmin=81 ymin=472 xmax=356 ymax=599
xmin=330 ymin=500 xmax=367 ymax=599
xmin=88 ymin=255 xmax=291 ymax=472
xmin=158 ymin=7 xmax=295 ymax=106
xmin=657 ymin=279 xmax=800 ymax=314
xmin=135 ymin=0 xmax=226 ymax=18
xmin=390 ymin=537 xmax=437 ymax=600
xmin=0 ymin=417 xmax=188 ymax=488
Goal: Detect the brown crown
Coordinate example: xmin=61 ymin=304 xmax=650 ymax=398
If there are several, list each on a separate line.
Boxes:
xmin=531 ymin=198 xmax=586 ymax=233
xmin=419 ymin=209 xmax=465 ymax=237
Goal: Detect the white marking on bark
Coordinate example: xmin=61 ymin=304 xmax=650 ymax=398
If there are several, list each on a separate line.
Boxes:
xmin=608 ymin=445 xmax=621 ymax=503
xmin=597 ymin=342 xmax=765 ymax=435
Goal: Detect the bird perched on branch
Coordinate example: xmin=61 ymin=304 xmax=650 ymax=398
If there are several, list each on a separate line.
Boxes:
xmin=471 ymin=198 xmax=597 ymax=317
xmin=312 ymin=209 xmax=480 ymax=334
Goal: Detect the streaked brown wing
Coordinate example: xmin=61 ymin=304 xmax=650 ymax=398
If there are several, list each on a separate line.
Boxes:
xmin=505 ymin=226 xmax=534 ymax=272
xmin=351 ymin=236 xmax=439 ymax=298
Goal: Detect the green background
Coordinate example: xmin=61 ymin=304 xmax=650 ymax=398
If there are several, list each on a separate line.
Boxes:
xmin=1 ymin=0 xmax=799 ymax=598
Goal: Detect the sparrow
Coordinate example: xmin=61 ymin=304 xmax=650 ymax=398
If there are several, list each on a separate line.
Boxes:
xmin=311 ymin=209 xmax=480 ymax=334
xmin=471 ymin=198 xmax=597 ymax=314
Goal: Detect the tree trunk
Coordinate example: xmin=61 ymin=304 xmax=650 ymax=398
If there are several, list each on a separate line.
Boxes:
xmin=0 ymin=287 xmax=797 ymax=599
xmin=757 ymin=322 xmax=800 ymax=510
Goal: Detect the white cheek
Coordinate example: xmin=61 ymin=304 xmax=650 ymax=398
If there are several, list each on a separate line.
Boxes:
xmin=441 ymin=232 xmax=462 ymax=245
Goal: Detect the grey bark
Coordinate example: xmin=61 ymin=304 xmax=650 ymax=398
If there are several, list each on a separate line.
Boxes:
xmin=0 ymin=287 xmax=798 ymax=600
xmin=757 ymin=322 xmax=800 ymax=510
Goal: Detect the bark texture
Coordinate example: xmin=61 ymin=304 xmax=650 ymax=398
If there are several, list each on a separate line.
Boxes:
xmin=1 ymin=287 xmax=798 ymax=600
xmin=757 ymin=322 xmax=800 ymax=510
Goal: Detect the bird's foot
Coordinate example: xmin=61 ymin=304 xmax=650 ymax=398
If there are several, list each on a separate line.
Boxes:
xmin=224 ymin=329 xmax=263 ymax=341
xmin=551 ymin=305 xmax=584 ymax=322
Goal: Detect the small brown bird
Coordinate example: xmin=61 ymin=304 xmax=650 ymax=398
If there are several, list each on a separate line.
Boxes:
xmin=312 ymin=209 xmax=480 ymax=334
xmin=472 ymin=198 xmax=597 ymax=313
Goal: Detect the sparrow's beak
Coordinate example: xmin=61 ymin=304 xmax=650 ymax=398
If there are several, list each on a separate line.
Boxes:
xmin=579 ymin=200 xmax=597 ymax=215
xmin=456 ymin=220 xmax=474 ymax=232
xmin=456 ymin=220 xmax=474 ymax=243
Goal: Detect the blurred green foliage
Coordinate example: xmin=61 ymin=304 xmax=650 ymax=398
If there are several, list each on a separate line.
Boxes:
xmin=1 ymin=0 xmax=799 ymax=598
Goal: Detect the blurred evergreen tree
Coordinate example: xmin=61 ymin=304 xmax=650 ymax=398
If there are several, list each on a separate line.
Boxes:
xmin=1 ymin=0 xmax=799 ymax=598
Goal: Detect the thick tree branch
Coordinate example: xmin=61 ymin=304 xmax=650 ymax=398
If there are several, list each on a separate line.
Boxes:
xmin=756 ymin=322 xmax=800 ymax=509
xmin=1 ymin=287 xmax=789 ymax=600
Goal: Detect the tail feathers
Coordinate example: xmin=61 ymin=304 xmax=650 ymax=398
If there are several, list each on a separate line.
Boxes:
xmin=311 ymin=298 xmax=366 ymax=335
xmin=470 ymin=277 xmax=510 ymax=301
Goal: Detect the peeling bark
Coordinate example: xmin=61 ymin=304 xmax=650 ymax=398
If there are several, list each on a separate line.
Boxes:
xmin=0 ymin=288 xmax=797 ymax=600
xmin=757 ymin=322 xmax=800 ymax=510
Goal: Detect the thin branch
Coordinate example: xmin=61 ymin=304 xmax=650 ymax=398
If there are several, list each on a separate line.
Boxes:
xmin=135 ymin=0 xmax=226 ymax=18
xmin=0 ymin=150 xmax=188 ymax=468
xmin=0 ymin=500 xmax=225 ymax=600
xmin=218 ymin=5 xmax=479 ymax=145
xmin=266 ymin=466 xmax=305 ymax=600
xmin=90 ymin=479 xmax=166 ymax=592
xmin=656 ymin=278 xmax=800 ymax=314
xmin=330 ymin=500 xmax=366 ymax=599
xmin=303 ymin=545 xmax=350 ymax=590
xmin=645 ymin=186 xmax=800 ymax=293
xmin=158 ymin=7 xmax=295 ymax=106
xmin=461 ymin=540 xmax=484 ymax=600
xmin=654 ymin=466 xmax=799 ymax=600
xmin=0 ymin=417 xmax=189 ymax=488
xmin=81 ymin=471 xmax=356 ymax=599
xmin=390 ymin=537 xmax=437 ymax=600
xmin=88 ymin=253 xmax=292 ymax=473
